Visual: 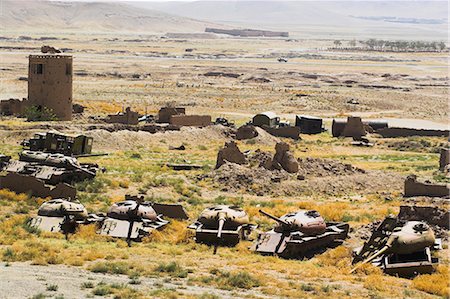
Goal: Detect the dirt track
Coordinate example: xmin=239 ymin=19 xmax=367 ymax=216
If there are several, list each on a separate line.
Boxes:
xmin=0 ymin=262 xmax=272 ymax=299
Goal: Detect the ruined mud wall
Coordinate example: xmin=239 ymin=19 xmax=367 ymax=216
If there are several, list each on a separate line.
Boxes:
xmin=205 ymin=28 xmax=288 ymax=37
xmin=377 ymin=127 xmax=449 ymax=137
xmin=105 ymin=108 xmax=139 ymax=125
xmin=158 ymin=107 xmax=186 ymax=123
xmin=169 ymin=115 xmax=211 ymax=127
xmin=398 ymin=206 xmax=449 ymax=229
xmin=262 ymin=126 xmax=301 ymax=140
xmin=404 ymin=175 xmax=449 ymax=197
xmin=439 ymin=148 xmax=450 ymax=171
xmin=0 ymin=173 xmax=76 ymax=199
xmin=0 ymin=98 xmax=28 ymax=115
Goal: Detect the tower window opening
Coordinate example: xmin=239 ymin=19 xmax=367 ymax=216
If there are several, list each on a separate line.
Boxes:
xmin=36 ymin=64 xmax=43 ymax=74
xmin=66 ymin=63 xmax=72 ymax=75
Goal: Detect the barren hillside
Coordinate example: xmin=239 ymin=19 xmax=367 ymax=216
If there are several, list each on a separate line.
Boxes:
xmin=0 ymin=0 xmax=220 ymax=34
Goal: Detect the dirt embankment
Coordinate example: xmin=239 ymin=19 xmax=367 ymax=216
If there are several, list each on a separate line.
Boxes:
xmin=203 ymin=155 xmax=402 ymax=196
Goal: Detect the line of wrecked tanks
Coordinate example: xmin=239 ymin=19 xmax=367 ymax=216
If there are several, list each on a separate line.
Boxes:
xmin=0 ymin=132 xmax=447 ymax=279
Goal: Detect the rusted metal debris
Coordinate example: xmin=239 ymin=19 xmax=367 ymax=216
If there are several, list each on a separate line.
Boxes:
xmin=22 ymin=131 xmax=93 ymax=156
xmin=352 ymin=209 xmax=442 ymax=277
xmin=252 ymin=210 xmax=349 ymax=259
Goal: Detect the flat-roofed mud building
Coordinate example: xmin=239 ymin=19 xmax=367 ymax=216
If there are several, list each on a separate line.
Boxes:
xmin=28 ymin=54 xmax=73 ymax=120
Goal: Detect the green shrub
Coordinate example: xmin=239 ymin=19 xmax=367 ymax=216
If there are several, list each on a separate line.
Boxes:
xmin=24 ymin=106 xmax=57 ymax=122
xmin=155 ymin=261 xmax=188 ymax=278
xmin=89 ymin=262 xmax=130 ymax=275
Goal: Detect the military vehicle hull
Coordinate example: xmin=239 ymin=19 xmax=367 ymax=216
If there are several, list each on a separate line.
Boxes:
xmin=252 ymin=222 xmax=349 ymax=258
xmin=188 ymin=222 xmax=254 ymax=246
xmin=382 ymin=248 xmax=438 ymax=278
xmin=98 ymin=217 xmax=168 ymax=240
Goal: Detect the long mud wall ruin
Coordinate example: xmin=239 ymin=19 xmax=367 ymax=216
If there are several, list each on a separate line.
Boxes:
xmin=205 ymin=28 xmax=288 ymax=37
xmin=169 ymin=115 xmax=211 ymax=127
xmin=0 ymin=173 xmax=76 ymax=199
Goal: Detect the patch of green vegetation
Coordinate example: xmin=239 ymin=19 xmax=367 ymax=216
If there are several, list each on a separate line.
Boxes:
xmin=81 ymin=282 xmax=95 ymax=289
xmin=29 ymin=293 xmax=46 ymax=299
xmin=206 ymin=269 xmax=261 ymax=290
xmin=154 ymin=261 xmax=188 ymax=278
xmin=24 ymin=106 xmax=57 ymax=121
xmin=46 ymin=284 xmax=58 ymax=291
xmin=89 ymin=261 xmax=131 ymax=275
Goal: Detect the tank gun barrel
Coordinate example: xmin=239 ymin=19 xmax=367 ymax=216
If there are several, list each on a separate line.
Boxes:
xmin=259 ymin=209 xmax=289 ymax=226
xmin=217 ymin=212 xmax=226 ymax=238
xmin=350 ymin=245 xmax=390 ymax=274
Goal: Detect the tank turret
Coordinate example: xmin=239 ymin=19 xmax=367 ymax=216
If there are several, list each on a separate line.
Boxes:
xmin=107 ymin=200 xmax=158 ymax=222
xmin=351 ymin=218 xmax=439 ymax=277
xmin=19 ymin=150 xmax=97 ymax=179
xmin=260 ymin=209 xmax=327 ymax=235
xmin=252 ymin=209 xmax=349 ymax=259
xmin=189 ymin=205 xmax=255 ymax=250
xmin=29 ymin=198 xmax=88 ymax=238
xmin=97 ymin=195 xmax=186 ymax=246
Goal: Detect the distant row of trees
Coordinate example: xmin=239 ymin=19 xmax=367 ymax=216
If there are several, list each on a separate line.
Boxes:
xmin=332 ymin=39 xmax=447 ymax=52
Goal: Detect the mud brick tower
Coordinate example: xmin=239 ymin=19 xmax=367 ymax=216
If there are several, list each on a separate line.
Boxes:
xmin=28 ymin=54 xmax=73 ymax=120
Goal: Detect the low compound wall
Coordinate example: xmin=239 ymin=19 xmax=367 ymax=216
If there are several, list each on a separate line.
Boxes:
xmin=169 ymin=115 xmax=211 ymax=127
xmin=404 ymin=175 xmax=449 ymax=197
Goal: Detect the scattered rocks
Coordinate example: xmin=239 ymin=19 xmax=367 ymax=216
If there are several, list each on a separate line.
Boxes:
xmin=297 ymin=157 xmax=365 ymax=177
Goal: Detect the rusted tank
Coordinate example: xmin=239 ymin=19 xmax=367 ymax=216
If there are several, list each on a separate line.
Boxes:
xmin=28 ymin=198 xmax=87 ymax=237
xmin=97 ymin=195 xmax=188 ymax=245
xmin=251 ymin=210 xmax=349 ymax=258
xmin=20 ymin=150 xmax=98 ymax=178
xmin=1 ymin=151 xmax=99 ymax=184
xmin=352 ymin=217 xmax=440 ymax=277
xmin=188 ymin=205 xmax=255 ymax=248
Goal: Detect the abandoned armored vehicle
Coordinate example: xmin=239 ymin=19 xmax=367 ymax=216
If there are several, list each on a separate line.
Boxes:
xmin=0 ymin=151 xmax=100 ymax=185
xmin=22 ymin=131 xmax=93 ymax=156
xmin=351 ymin=217 xmax=441 ymax=277
xmin=96 ymin=195 xmax=188 ymax=244
xmin=251 ymin=209 xmax=349 ymax=258
xmin=28 ymin=198 xmax=88 ymax=237
xmin=188 ymin=205 xmax=255 ymax=247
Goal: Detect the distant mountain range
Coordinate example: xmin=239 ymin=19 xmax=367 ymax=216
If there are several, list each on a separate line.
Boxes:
xmin=130 ymin=0 xmax=449 ymax=40
xmin=0 ymin=0 xmax=448 ymax=40
xmin=0 ymin=0 xmax=221 ymax=34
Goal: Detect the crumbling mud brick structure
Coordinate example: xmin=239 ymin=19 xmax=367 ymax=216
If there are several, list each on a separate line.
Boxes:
xmin=28 ymin=54 xmax=73 ymax=120
xmin=263 ymin=126 xmax=301 ymax=140
xmin=205 ymin=28 xmax=289 ymax=37
xmin=105 ymin=107 xmax=140 ymax=125
xmin=157 ymin=107 xmax=186 ymax=123
xmin=0 ymin=98 xmax=28 ymax=116
xmin=0 ymin=173 xmax=76 ymax=199
xmin=169 ymin=115 xmax=211 ymax=127
xmin=404 ymin=175 xmax=449 ymax=197
xmin=332 ymin=117 xmax=367 ymax=138
xmin=216 ymin=141 xmax=247 ymax=168
xmin=439 ymin=148 xmax=450 ymax=171
xmin=377 ymin=127 xmax=449 ymax=138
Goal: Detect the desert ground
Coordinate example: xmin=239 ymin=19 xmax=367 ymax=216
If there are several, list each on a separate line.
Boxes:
xmin=0 ymin=29 xmax=448 ymax=299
